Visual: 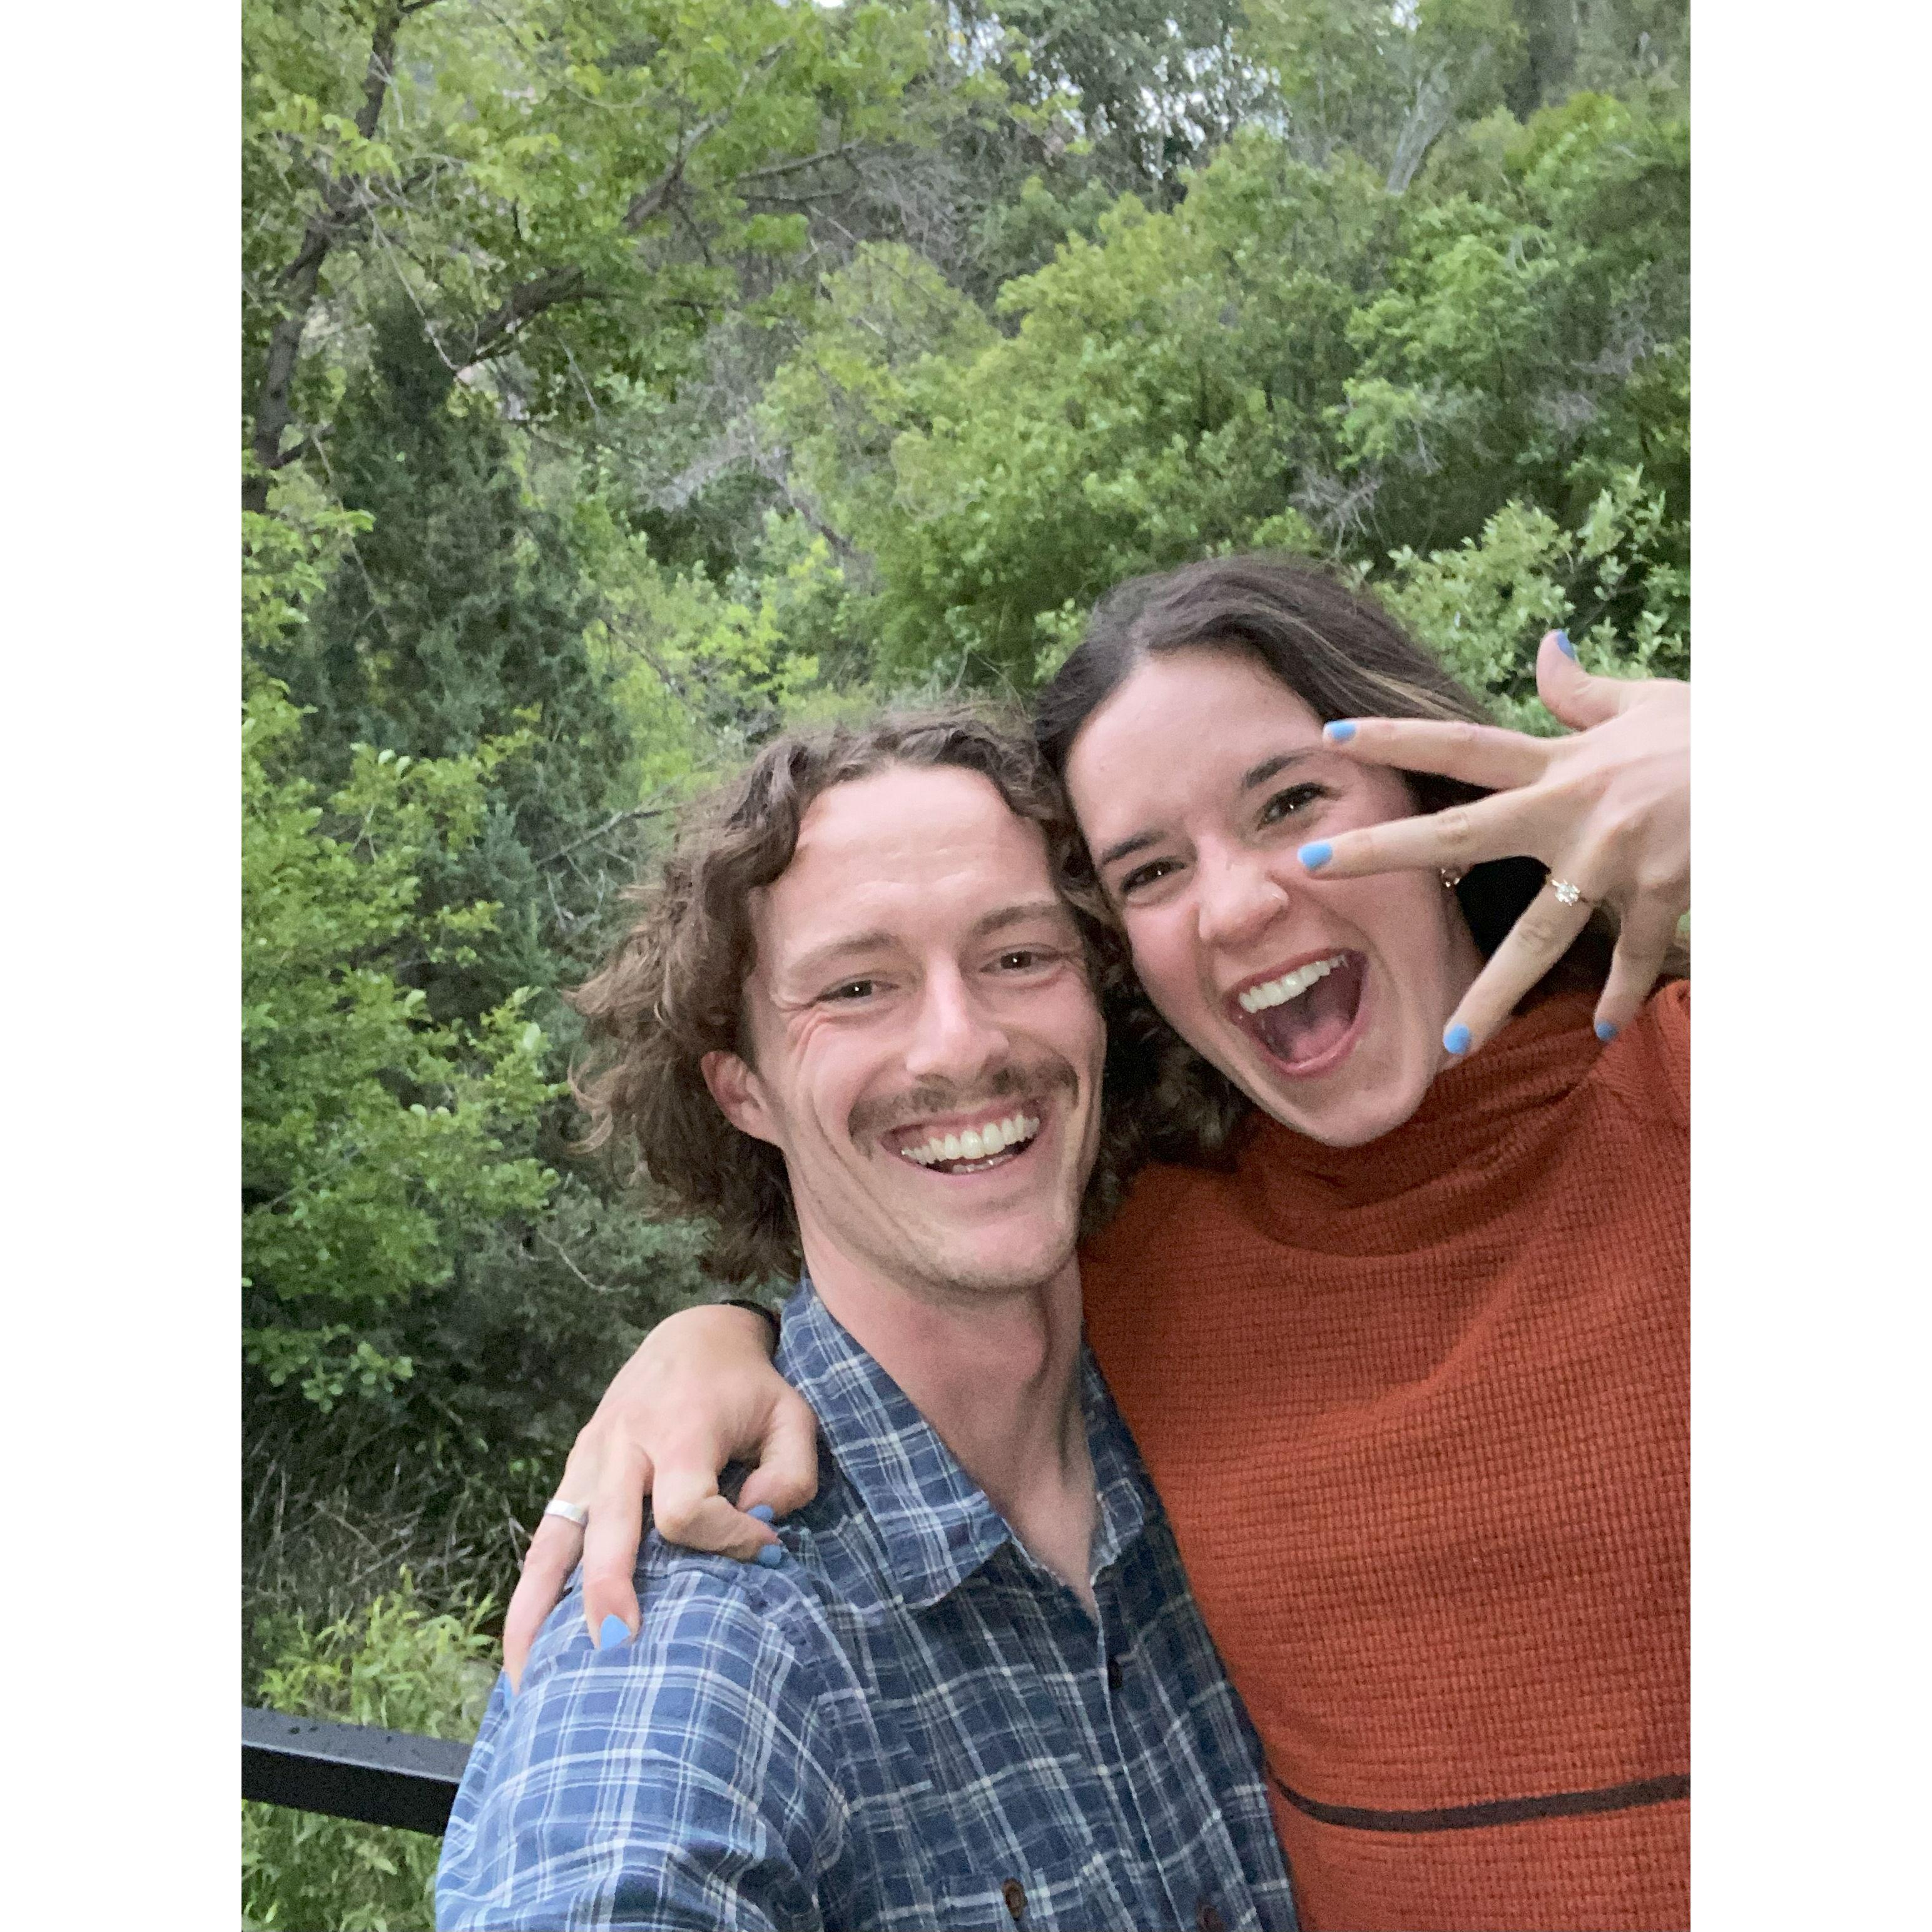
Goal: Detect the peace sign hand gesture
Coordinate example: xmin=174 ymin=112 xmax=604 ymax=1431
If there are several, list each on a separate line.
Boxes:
xmin=1308 ymin=632 xmax=1689 ymax=1056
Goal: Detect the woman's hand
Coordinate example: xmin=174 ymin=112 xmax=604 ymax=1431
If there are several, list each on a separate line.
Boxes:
xmin=501 ymin=1303 xmax=820 ymax=1689
xmin=1308 ymin=632 xmax=1689 ymax=1054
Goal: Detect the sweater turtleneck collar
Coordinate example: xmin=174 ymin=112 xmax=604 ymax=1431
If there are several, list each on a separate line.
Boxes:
xmin=1229 ymin=988 xmax=1604 ymax=1249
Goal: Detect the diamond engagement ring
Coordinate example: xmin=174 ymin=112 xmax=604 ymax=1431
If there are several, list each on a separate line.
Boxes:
xmin=1546 ymin=875 xmax=1595 ymax=908
xmin=542 ymin=1498 xmax=589 ymax=1527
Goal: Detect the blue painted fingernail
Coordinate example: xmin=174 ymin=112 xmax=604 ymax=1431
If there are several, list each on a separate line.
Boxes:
xmin=1323 ymin=720 xmax=1357 ymax=743
xmin=597 ymin=1614 xmax=631 ymax=1651
xmin=1554 ymin=630 xmax=1577 ymax=659
xmin=1443 ymin=1022 xmax=1472 ymax=1057
xmin=755 ymin=1543 xmax=785 ymax=1569
xmin=1298 ymin=841 xmax=1333 ymax=872
xmin=745 ymin=1503 xmax=775 ymax=1524
xmin=1595 ymin=1020 xmax=1619 ymax=1042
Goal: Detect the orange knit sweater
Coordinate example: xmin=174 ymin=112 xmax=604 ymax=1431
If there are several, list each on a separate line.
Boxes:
xmin=1080 ymin=984 xmax=1689 ymax=1932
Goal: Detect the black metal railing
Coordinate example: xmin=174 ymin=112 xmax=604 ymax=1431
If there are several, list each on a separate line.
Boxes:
xmin=243 ymin=1706 xmax=471 ymax=1835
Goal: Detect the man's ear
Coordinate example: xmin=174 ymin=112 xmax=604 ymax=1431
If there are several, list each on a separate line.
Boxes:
xmin=701 ymin=1050 xmax=780 ymax=1147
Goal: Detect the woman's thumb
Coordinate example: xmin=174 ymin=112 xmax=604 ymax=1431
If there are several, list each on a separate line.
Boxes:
xmin=1536 ymin=629 xmax=1629 ymax=730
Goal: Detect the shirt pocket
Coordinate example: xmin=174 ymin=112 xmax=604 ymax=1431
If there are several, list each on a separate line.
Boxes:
xmin=922 ymin=1849 xmax=1128 ymax=1932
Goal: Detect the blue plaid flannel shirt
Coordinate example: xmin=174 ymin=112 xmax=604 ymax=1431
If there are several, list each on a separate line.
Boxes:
xmin=437 ymin=1281 xmax=1298 ymax=1931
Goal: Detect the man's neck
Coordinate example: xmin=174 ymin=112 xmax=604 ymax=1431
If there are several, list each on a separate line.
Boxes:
xmin=806 ymin=1253 xmax=1098 ymax=1612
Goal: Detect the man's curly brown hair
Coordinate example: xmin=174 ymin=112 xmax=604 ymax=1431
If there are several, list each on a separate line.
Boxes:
xmin=569 ymin=707 xmax=1139 ymax=1288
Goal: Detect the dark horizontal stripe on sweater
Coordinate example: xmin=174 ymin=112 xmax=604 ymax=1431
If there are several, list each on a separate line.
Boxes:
xmin=1269 ymin=1769 xmax=1689 ymax=1834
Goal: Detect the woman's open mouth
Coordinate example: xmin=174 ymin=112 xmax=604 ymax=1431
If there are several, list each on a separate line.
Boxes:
xmin=1231 ymin=950 xmax=1368 ymax=1077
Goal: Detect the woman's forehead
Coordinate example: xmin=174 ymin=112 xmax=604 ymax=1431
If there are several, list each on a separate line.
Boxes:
xmin=1066 ymin=651 xmax=1326 ymax=813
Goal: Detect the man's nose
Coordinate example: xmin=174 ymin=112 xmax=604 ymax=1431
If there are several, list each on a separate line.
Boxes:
xmin=903 ymin=969 xmax=1008 ymax=1085
xmin=1194 ymin=845 xmax=1292 ymax=950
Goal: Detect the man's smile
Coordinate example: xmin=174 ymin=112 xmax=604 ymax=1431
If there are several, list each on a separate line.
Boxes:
xmin=887 ymin=1108 xmax=1044 ymax=1174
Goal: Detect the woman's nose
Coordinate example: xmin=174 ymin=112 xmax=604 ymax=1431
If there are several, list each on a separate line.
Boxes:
xmin=1195 ymin=849 xmax=1291 ymax=949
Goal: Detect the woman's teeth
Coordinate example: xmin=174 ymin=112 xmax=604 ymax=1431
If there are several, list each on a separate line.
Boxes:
xmin=1238 ymin=953 xmax=1349 ymax=1014
xmin=898 ymin=1113 xmax=1041 ymax=1169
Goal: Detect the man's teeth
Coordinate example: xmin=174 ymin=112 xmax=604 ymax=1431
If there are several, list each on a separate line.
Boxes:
xmin=898 ymin=1113 xmax=1041 ymax=1167
xmin=1238 ymin=953 xmax=1348 ymax=1014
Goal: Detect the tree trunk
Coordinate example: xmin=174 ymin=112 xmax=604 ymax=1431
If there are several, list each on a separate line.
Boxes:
xmin=1386 ymin=59 xmax=1458 ymax=196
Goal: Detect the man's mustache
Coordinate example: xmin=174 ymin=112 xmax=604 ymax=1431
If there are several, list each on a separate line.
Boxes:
xmin=848 ymin=1057 xmax=1082 ymax=1144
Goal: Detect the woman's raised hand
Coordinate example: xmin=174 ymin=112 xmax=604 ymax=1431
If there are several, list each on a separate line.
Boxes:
xmin=501 ymin=1303 xmax=820 ymax=1689
xmin=1309 ymin=633 xmax=1689 ymax=1055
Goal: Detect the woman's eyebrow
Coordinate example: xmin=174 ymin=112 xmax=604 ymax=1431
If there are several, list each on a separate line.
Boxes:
xmin=1238 ymin=750 xmax=1317 ymax=792
xmin=1096 ymin=751 xmax=1319 ymax=870
xmin=1096 ymin=829 xmax=1159 ymax=870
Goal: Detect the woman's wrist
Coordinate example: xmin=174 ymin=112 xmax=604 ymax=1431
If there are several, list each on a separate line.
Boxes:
xmin=718 ymin=1296 xmax=781 ymax=1354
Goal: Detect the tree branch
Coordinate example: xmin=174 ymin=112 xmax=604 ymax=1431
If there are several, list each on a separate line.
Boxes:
xmin=622 ymin=113 xmax=725 ymax=232
xmin=535 ymin=1226 xmax=619 ymax=1298
xmin=464 ymin=264 xmax=596 ymax=362
xmin=245 ymin=1 xmax=442 ymax=509
xmin=532 ymin=802 xmax=671 ymax=870
xmin=735 ymin=141 xmax=862 ymax=186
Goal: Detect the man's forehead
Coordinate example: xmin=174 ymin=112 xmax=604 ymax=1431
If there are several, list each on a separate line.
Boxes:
xmin=753 ymin=765 xmax=1070 ymax=965
xmin=795 ymin=763 xmax=1048 ymax=873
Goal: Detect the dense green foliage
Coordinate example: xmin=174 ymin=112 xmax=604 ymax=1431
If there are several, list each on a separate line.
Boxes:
xmin=243 ymin=1577 xmax=499 ymax=1930
xmin=242 ymin=5 xmax=1686 ymax=1920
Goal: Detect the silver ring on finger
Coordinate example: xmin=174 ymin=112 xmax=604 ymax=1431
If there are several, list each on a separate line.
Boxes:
xmin=542 ymin=1498 xmax=589 ymax=1528
xmin=1545 ymin=873 xmax=1597 ymax=910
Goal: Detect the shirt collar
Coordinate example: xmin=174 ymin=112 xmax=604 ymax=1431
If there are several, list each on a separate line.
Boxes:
xmin=775 ymin=1279 xmax=1151 ymax=1610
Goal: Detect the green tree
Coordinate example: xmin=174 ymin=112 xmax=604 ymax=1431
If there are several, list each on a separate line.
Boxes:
xmin=955 ymin=0 xmax=1255 ymax=188
xmin=244 ymin=0 xmax=962 ymax=511
xmin=242 ymin=675 xmax=558 ymax=1407
xmin=1337 ymin=89 xmax=1689 ymax=556
xmin=258 ymin=302 xmax=635 ymax=1014
xmin=243 ymin=480 xmax=723 ymax=1456
xmin=748 ymin=84 xmax=1685 ymax=694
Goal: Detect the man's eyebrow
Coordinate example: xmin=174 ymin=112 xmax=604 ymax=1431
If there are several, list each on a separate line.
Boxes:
xmin=970 ymin=899 xmax=1073 ymax=939
xmin=781 ymin=902 xmax=1070 ymax=986
xmin=783 ymin=930 xmax=898 ymax=986
xmin=1094 ymin=751 xmax=1318 ymax=871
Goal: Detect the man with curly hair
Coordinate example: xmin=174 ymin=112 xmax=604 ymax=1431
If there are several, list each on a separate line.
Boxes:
xmin=437 ymin=711 xmax=1295 ymax=1932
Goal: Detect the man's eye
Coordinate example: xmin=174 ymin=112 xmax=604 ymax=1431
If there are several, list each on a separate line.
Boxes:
xmin=824 ymin=979 xmax=878 ymax=1002
xmin=1259 ymin=782 xmax=1330 ymax=826
xmin=995 ymin=948 xmax=1054 ymax=972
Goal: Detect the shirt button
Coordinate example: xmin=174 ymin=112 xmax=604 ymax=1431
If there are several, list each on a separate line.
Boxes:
xmin=1196 ymin=1902 xmax=1225 ymax=1932
xmin=1002 ymin=1878 xmax=1027 ymax=1921
xmin=1106 ymin=1654 xmax=1124 ymax=1692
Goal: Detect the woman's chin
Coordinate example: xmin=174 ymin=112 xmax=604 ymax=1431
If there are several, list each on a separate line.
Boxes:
xmin=1225 ymin=1032 xmax=1437 ymax=1149
xmin=1259 ymin=1091 xmax=1425 ymax=1148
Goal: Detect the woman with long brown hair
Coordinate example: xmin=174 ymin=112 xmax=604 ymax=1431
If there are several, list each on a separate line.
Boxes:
xmin=506 ymin=556 xmax=1689 ymax=1932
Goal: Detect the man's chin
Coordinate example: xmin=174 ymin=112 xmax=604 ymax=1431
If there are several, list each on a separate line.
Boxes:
xmin=914 ymin=1219 xmax=1080 ymax=1299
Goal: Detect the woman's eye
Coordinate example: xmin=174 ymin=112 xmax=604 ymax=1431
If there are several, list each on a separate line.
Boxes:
xmin=1259 ymin=782 xmax=1330 ymax=827
xmin=995 ymin=947 xmax=1059 ymax=973
xmin=1116 ymin=857 xmax=1179 ymax=898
